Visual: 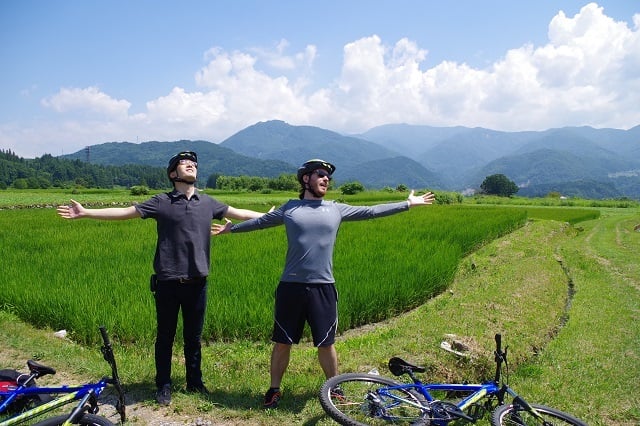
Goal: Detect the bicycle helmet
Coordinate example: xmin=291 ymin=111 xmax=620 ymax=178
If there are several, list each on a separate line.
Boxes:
xmin=167 ymin=151 xmax=198 ymax=182
xmin=296 ymin=159 xmax=336 ymax=184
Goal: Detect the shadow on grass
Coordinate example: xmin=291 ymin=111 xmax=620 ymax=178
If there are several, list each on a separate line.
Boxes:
xmin=105 ymin=380 xmax=330 ymax=424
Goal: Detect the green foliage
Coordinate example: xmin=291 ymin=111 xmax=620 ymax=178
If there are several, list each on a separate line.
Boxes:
xmin=205 ymin=173 xmax=220 ymax=189
xmin=480 ymin=173 xmax=519 ymax=197
xmin=267 ymin=173 xmax=299 ymax=191
xmin=12 ymin=178 xmax=28 ymax=189
xmin=435 ymin=191 xmax=463 ymax=205
xmin=1 ymin=152 xmax=168 ymax=190
xmin=340 ymin=181 xmax=365 ymax=195
xmin=130 ymin=185 xmax=149 ymax=196
xmin=213 ymin=174 xmax=300 ymax=192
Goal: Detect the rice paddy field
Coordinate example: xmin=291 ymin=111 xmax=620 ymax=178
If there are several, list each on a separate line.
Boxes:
xmin=0 ymin=189 xmax=602 ymax=348
xmin=4 ymin=188 xmax=637 ymax=425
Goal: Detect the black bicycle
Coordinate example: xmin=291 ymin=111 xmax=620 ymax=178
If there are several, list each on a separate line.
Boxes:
xmin=0 ymin=326 xmax=126 ymax=426
xmin=319 ymin=334 xmax=587 ymax=425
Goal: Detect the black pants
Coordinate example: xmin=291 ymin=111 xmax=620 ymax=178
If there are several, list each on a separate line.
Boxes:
xmin=154 ymin=279 xmax=207 ymax=388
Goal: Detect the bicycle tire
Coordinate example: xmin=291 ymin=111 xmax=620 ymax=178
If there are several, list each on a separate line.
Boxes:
xmin=491 ymin=403 xmax=588 ymax=426
xmin=31 ymin=413 xmax=115 ymax=426
xmin=319 ymin=373 xmax=427 ymax=425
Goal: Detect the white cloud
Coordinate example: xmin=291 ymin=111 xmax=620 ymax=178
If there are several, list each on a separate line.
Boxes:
xmin=249 ymin=38 xmax=317 ymax=71
xmin=146 ymin=87 xmax=226 ymax=125
xmin=41 ymin=86 xmax=130 ymax=118
xmin=4 ymin=3 xmax=640 ymax=158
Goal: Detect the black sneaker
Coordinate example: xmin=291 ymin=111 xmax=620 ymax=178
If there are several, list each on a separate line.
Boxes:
xmin=263 ymin=387 xmax=281 ymax=409
xmin=156 ymin=384 xmax=171 ymax=406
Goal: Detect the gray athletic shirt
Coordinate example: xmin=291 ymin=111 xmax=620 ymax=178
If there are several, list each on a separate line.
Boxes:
xmin=231 ymin=199 xmax=409 ymax=284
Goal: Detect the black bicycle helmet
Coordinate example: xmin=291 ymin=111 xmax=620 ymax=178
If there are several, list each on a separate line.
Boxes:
xmin=167 ymin=151 xmax=198 ymax=181
xmin=296 ymin=159 xmax=336 ymax=184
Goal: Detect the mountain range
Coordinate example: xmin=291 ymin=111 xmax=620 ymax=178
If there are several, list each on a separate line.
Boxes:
xmin=61 ymin=120 xmax=640 ymax=199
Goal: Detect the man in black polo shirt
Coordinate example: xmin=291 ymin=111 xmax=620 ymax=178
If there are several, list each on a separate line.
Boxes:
xmin=57 ymin=151 xmax=269 ymax=405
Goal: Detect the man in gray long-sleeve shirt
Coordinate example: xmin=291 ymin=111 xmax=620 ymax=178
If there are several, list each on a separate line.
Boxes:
xmin=213 ymin=159 xmax=435 ymax=408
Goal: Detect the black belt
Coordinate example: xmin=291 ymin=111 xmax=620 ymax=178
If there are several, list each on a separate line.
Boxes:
xmin=159 ymin=277 xmax=206 ymax=285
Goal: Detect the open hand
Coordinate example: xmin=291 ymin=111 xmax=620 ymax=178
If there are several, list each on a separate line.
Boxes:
xmin=211 ymin=218 xmax=233 ymax=236
xmin=407 ymin=190 xmax=436 ymax=206
xmin=57 ymin=199 xmax=85 ymax=219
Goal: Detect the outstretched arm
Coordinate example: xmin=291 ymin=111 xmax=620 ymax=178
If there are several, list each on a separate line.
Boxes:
xmin=57 ymin=199 xmax=140 ymax=220
xmin=225 ymin=205 xmax=274 ymax=220
xmin=407 ymin=190 xmax=436 ymax=207
xmin=212 ymin=205 xmax=279 ymax=236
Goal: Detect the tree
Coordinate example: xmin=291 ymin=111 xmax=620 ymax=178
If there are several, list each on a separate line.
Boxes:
xmin=340 ymin=181 xmax=365 ymax=195
xmin=480 ymin=174 xmax=519 ymax=197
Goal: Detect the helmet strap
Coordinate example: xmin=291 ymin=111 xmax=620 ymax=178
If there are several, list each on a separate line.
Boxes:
xmin=171 ymin=169 xmax=196 ymax=185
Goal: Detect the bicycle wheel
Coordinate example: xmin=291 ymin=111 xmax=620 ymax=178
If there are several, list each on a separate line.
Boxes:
xmin=319 ymin=373 xmax=427 ymax=425
xmin=32 ymin=413 xmax=115 ymax=426
xmin=491 ymin=403 xmax=588 ymax=426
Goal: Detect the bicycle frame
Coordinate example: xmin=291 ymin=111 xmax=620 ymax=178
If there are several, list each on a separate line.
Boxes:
xmin=370 ymin=380 xmax=500 ymax=423
xmin=372 ymin=334 xmax=559 ymax=424
xmin=0 ymin=326 xmax=125 ymax=426
xmin=320 ymin=333 xmax=588 ymax=425
xmin=0 ymin=381 xmax=106 ymax=426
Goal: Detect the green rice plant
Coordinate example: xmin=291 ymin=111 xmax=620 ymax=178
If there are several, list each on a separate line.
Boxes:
xmin=467 ymin=194 xmax=639 ymax=209
xmin=1 ymin=204 xmax=527 ymax=347
xmin=524 ymin=206 xmax=600 ymax=223
xmin=1 ymin=209 xmax=156 ymax=343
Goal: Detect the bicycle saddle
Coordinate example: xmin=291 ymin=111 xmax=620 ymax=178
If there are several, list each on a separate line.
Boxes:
xmin=26 ymin=360 xmax=57 ymax=378
xmin=388 ymin=357 xmax=426 ymax=376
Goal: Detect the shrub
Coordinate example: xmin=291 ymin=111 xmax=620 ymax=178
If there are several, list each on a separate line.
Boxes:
xmin=130 ymin=185 xmax=149 ymax=196
xmin=340 ymin=181 xmax=365 ymax=195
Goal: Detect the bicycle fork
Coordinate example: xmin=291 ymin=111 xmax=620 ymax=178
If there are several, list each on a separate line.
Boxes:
xmin=60 ymin=390 xmax=99 ymax=425
xmin=502 ymin=387 xmax=551 ymax=424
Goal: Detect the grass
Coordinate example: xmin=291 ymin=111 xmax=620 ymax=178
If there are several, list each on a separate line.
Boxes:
xmin=0 ymin=192 xmax=638 ymax=425
xmin=509 ymin=211 xmax=640 ymax=425
xmin=1 ymin=201 xmax=527 ymax=345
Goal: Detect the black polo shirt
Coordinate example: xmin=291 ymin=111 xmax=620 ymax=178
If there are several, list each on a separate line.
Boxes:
xmin=135 ymin=189 xmax=229 ymax=281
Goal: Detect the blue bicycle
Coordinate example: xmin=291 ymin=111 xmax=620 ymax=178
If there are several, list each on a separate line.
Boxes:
xmin=0 ymin=326 xmax=126 ymax=426
xmin=319 ymin=334 xmax=587 ymax=425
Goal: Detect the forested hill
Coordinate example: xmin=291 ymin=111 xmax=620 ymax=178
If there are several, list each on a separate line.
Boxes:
xmin=0 ymin=140 xmax=296 ymax=190
xmin=0 ymin=150 xmax=168 ymax=189
xmin=59 ymin=140 xmax=296 ymax=181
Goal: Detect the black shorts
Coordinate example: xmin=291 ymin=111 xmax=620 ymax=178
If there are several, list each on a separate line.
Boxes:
xmin=272 ymin=281 xmax=338 ymax=347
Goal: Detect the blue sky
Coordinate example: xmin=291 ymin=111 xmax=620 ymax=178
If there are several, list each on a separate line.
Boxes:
xmin=1 ymin=1 xmax=639 ymax=158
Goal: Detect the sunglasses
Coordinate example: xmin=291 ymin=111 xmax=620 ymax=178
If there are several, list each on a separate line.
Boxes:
xmin=178 ymin=159 xmax=197 ymax=167
xmin=313 ymin=170 xmax=332 ymax=180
